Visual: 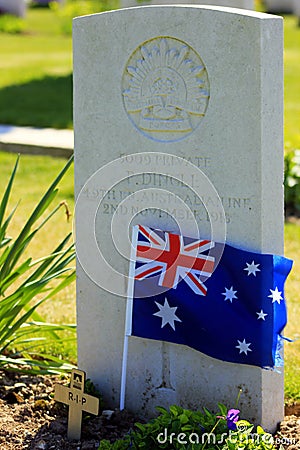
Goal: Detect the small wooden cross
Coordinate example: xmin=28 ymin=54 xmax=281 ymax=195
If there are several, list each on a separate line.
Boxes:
xmin=54 ymin=369 xmax=99 ymax=440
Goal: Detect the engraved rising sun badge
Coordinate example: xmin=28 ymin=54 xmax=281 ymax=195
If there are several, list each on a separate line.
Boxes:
xmin=122 ymin=37 xmax=210 ymax=143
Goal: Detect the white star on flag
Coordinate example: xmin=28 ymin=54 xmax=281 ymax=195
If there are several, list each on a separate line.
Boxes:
xmin=268 ymin=287 xmax=283 ymax=304
xmin=244 ymin=261 xmax=260 ymax=276
xmin=236 ymin=339 xmax=252 ymax=355
xmin=153 ymin=298 xmax=182 ymax=331
xmin=222 ymin=286 xmax=238 ymax=303
xmin=256 ymin=310 xmax=268 ymax=320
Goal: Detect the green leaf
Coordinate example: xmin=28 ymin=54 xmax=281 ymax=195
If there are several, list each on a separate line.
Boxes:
xmin=169 ymin=405 xmax=181 ymax=417
xmin=179 ymin=413 xmax=189 ymax=424
xmin=235 ymin=420 xmax=254 ymax=438
xmin=0 ymin=246 xmax=10 ymax=269
xmin=0 ymin=353 xmax=75 ymax=375
xmin=0 ymin=298 xmax=45 ymax=351
xmin=0 ymin=236 xmax=12 ymax=249
xmin=217 ymin=403 xmax=227 ymax=417
xmin=155 ymin=406 xmax=168 ymax=415
xmin=203 ymin=407 xmax=213 ymax=417
xmin=0 ymin=258 xmax=32 ymax=294
xmin=0 ymin=156 xmax=75 ymax=375
xmin=0 ymin=155 xmax=19 ymax=229
xmin=0 ymin=155 xmax=73 ymax=281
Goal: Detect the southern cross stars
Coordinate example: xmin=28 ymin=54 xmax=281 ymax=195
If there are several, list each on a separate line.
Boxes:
xmin=244 ymin=261 xmax=260 ymax=276
xmin=153 ymin=298 xmax=181 ymax=331
xmin=222 ymin=286 xmax=238 ymax=303
xmin=268 ymin=287 xmax=283 ymax=304
xmin=236 ymin=339 xmax=252 ymax=355
xmin=256 ymin=309 xmax=268 ymax=320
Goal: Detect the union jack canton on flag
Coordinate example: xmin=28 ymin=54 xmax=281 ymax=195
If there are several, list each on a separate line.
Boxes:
xmin=127 ymin=225 xmax=293 ymax=369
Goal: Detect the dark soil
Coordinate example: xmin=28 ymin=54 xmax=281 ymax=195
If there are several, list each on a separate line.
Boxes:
xmin=0 ymin=370 xmax=299 ymax=450
xmin=0 ymin=371 xmax=137 ymax=449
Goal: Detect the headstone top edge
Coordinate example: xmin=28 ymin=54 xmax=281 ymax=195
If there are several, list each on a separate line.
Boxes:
xmin=72 ymin=5 xmax=282 ymax=23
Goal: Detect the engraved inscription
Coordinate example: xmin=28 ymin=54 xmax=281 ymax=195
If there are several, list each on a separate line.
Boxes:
xmin=119 ymin=153 xmax=212 ymax=170
xmin=83 ymin=184 xmax=253 ymax=226
xmin=122 ymin=37 xmax=210 ymax=142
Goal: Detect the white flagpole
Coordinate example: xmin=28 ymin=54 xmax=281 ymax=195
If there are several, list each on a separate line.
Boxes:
xmin=120 ymin=225 xmax=138 ymax=410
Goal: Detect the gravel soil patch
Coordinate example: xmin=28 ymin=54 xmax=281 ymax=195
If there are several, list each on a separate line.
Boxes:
xmin=0 ymin=371 xmax=299 ymax=450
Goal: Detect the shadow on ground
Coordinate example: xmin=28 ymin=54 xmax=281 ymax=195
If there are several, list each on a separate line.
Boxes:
xmin=0 ymin=74 xmax=73 ymax=129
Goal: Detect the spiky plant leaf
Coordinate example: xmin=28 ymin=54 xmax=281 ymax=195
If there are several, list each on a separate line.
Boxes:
xmin=0 ymin=155 xmax=76 ymax=374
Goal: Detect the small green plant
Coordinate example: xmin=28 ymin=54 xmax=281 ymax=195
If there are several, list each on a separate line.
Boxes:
xmin=284 ymin=149 xmax=300 ymax=215
xmin=98 ymin=404 xmax=276 ymax=450
xmin=223 ymin=420 xmax=275 ymax=450
xmin=0 ymin=155 xmax=76 ymax=374
xmin=99 ymin=404 xmax=228 ymax=449
xmin=0 ymin=14 xmax=25 ymax=34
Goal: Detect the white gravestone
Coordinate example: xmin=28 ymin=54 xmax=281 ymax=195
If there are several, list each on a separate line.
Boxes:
xmin=0 ymin=0 xmax=26 ymax=17
xmin=292 ymin=0 xmax=300 ymax=22
xmin=74 ymin=6 xmax=284 ymax=432
xmin=264 ymin=0 xmax=294 ymax=13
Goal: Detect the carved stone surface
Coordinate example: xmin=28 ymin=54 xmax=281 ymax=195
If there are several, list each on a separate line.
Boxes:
xmin=122 ymin=37 xmax=209 ymax=142
xmin=74 ymin=6 xmax=284 ymax=432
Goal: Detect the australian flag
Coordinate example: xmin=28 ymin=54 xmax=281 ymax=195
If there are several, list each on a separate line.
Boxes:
xmin=127 ymin=225 xmax=293 ymax=368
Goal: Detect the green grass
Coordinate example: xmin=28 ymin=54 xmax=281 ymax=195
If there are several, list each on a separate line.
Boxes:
xmin=0 ymin=151 xmax=76 ymax=362
xmin=284 ymin=222 xmax=300 ymax=402
xmin=0 ymin=8 xmax=73 ymax=129
xmin=0 ymin=6 xmax=300 ymax=149
xmin=284 ymin=15 xmax=300 ymax=152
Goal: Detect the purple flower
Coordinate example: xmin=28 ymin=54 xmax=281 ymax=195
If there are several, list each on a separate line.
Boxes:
xmin=226 ymin=409 xmax=240 ymax=430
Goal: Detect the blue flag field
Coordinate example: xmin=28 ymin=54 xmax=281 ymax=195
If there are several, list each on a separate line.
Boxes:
xmin=127 ymin=225 xmax=293 ymax=369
